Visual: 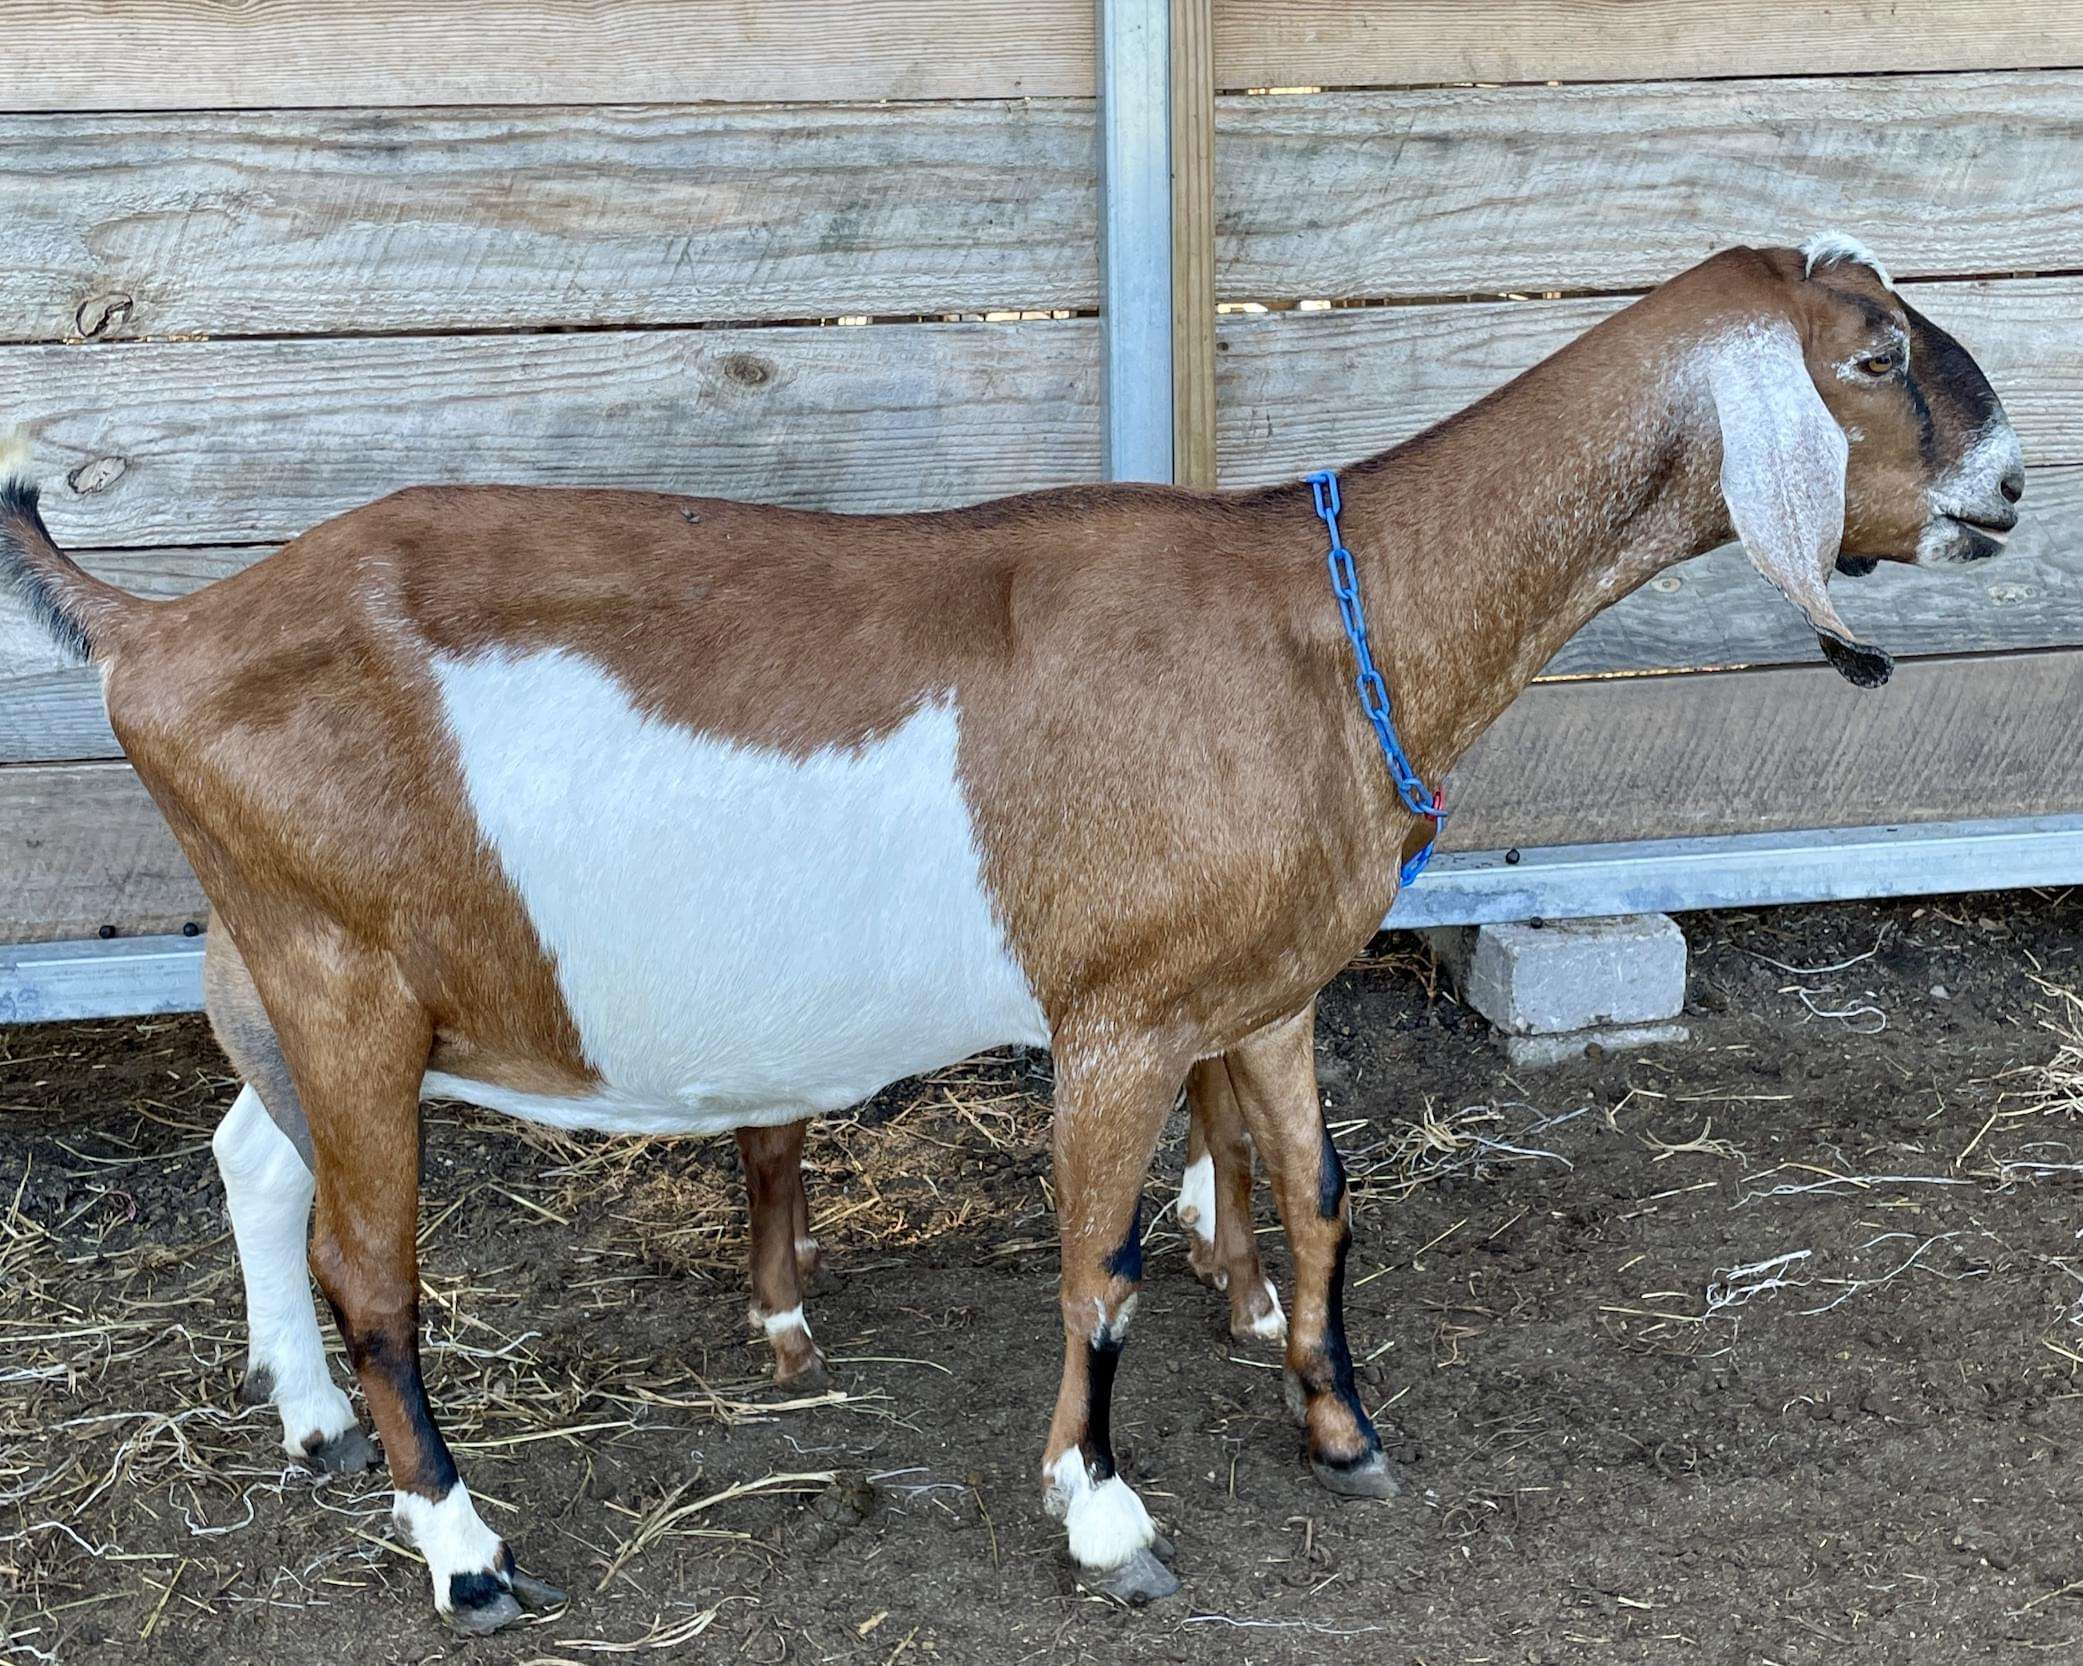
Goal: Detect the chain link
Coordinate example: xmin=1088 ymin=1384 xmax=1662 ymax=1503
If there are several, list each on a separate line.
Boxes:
xmin=1305 ymin=468 xmax=1444 ymax=885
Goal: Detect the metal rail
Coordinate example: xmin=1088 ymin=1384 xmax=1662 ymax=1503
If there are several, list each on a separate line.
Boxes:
xmin=13 ymin=816 xmax=2080 ymax=1023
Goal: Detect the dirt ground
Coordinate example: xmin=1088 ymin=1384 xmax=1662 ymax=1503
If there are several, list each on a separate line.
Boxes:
xmin=5 ymin=893 xmax=2083 ymax=1665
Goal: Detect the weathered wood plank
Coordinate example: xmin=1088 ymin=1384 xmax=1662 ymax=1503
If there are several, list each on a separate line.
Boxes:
xmin=0 ymin=104 xmax=1098 ymax=342
xmin=1214 ymin=2 xmax=2083 ymax=90
xmin=5 ymin=3 xmax=2072 ymax=109
xmin=1173 ymin=0 xmax=1219 ymax=489
xmin=5 ymin=70 xmax=2072 ymax=343
xmin=1216 ymin=73 xmax=2083 ymax=303
xmin=11 ymin=462 xmax=2082 ymax=765
xmin=1548 ymin=465 xmax=2083 ymax=676
xmin=0 ymin=2 xmax=1097 ymax=109
xmin=3 ymin=320 xmax=1102 ymax=549
xmin=11 ymin=650 xmax=2080 ymax=942
xmin=1213 ymin=279 xmax=2083 ymax=483
xmin=0 ymin=762 xmax=203 ymax=943
xmin=5 ymin=278 xmax=2069 ymax=552
xmin=1441 ymin=651 xmax=2083 ymax=853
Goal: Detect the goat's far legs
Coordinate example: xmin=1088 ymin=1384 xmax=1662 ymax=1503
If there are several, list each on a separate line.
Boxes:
xmin=212 ymin=1086 xmax=373 ymax=1470
xmin=1224 ymin=1003 xmax=1397 ymax=1499
xmin=1179 ymin=1060 xmax=1284 ymax=1342
xmin=737 ymin=1121 xmax=826 ymax=1386
xmin=1042 ymin=1044 xmax=1184 ymax=1603
xmin=204 ymin=927 xmax=373 ymax=1471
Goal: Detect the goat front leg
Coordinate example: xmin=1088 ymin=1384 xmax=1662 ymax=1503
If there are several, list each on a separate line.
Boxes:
xmin=1042 ymin=1039 xmax=1185 ymax=1603
xmin=264 ymin=941 xmax=563 ymax=1636
xmin=1224 ymin=1003 xmax=1398 ymax=1499
xmin=1179 ymin=1060 xmax=1284 ymax=1342
xmin=737 ymin=1121 xmax=826 ymax=1387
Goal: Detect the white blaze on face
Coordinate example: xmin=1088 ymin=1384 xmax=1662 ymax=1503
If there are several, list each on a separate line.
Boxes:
xmin=428 ymin=649 xmax=1048 ymax=1132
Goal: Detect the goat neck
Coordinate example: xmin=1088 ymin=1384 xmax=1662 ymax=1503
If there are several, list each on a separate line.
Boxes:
xmin=1330 ymin=288 xmax=1743 ymax=787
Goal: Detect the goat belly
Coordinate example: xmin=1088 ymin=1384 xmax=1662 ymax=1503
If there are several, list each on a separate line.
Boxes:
xmin=420 ymin=645 xmax=1048 ymax=1135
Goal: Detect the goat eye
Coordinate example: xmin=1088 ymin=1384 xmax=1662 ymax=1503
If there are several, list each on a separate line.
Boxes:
xmin=1858 ymin=352 xmax=1900 ymax=378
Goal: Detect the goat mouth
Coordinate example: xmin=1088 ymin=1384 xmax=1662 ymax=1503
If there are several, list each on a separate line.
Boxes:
xmin=1944 ymin=511 xmax=2016 ymax=541
xmin=1937 ymin=517 xmax=2008 ymax=563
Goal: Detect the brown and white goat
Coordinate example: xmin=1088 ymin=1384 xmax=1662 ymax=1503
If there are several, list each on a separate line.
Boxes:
xmin=2 ymin=238 xmax=2021 ymax=1629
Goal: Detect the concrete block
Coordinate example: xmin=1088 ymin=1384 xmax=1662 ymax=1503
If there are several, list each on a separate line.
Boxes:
xmin=1422 ymin=913 xmax=1687 ymax=1036
xmin=1503 ymin=1021 xmax=1691 ymax=1069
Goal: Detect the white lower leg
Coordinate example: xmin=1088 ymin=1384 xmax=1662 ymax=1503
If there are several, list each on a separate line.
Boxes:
xmin=1045 ymin=1450 xmax=1155 ymax=1571
xmin=1177 ymin=1153 xmax=1215 ymax=1250
xmin=213 ymin=1085 xmax=356 ymax=1457
xmin=1243 ymin=1278 xmax=1287 ymax=1341
xmin=393 ymin=1483 xmax=506 ymax=1615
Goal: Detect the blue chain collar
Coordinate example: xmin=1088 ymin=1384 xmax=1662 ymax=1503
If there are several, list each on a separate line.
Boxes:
xmin=1306 ymin=468 xmax=1445 ymax=886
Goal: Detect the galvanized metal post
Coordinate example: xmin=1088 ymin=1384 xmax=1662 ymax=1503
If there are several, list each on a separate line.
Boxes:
xmin=1096 ymin=0 xmax=1172 ymax=483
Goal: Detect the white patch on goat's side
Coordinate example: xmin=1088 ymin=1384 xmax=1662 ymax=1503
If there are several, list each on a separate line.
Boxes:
xmin=394 ymin=1485 xmax=504 ymax=1613
xmin=1045 ymin=1451 xmax=1156 ymax=1571
xmin=1244 ymin=1279 xmax=1287 ymax=1342
xmin=1176 ymin=1152 xmax=1215 ymax=1244
xmin=213 ymin=1085 xmax=358 ymax=1457
xmin=760 ymin=1304 xmax=809 ymax=1339
xmin=428 ymin=649 xmax=1048 ymax=1134
xmin=1801 ymin=232 xmax=1894 ymax=291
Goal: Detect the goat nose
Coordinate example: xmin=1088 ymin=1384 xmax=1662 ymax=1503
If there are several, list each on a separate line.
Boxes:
xmin=2001 ymin=468 xmax=2024 ymax=505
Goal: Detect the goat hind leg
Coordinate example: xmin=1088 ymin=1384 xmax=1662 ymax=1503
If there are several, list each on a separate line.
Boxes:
xmin=737 ymin=1121 xmax=826 ymax=1387
xmin=204 ymin=928 xmax=372 ymax=1471
xmin=1180 ymin=1060 xmax=1283 ymax=1342
xmin=266 ymin=940 xmax=561 ymax=1635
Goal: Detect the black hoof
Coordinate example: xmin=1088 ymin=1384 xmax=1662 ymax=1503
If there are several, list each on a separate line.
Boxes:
xmin=236 ymin=1365 xmax=275 ymax=1408
xmin=443 ymin=1586 xmax=524 ymax=1637
xmin=1148 ymin=1531 xmax=1177 ymax=1567
xmin=1079 ymin=1547 xmax=1181 ymax=1606
xmin=776 ymin=1355 xmax=832 ymax=1395
xmin=507 ymin=1568 xmax=567 ymax=1611
xmin=1312 ymin=1450 xmax=1401 ymax=1499
xmin=302 ymin=1426 xmax=379 ymax=1475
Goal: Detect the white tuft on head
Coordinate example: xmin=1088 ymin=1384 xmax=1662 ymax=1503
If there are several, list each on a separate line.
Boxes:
xmin=0 ymin=426 xmax=29 ymax=489
xmin=1801 ymin=233 xmax=1894 ymax=292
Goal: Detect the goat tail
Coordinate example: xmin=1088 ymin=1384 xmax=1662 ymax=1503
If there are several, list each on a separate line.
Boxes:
xmin=0 ymin=429 xmax=139 ymax=664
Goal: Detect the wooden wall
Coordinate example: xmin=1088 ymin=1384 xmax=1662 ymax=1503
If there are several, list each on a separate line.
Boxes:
xmin=2 ymin=4 xmax=2080 ymax=941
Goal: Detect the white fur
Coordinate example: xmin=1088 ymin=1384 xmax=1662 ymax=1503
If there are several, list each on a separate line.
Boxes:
xmin=212 ymin=1085 xmax=358 ymax=1457
xmin=1176 ymin=1152 xmax=1215 ymax=1244
xmin=1801 ymin=232 xmax=1894 ymax=291
xmin=1045 ymin=1451 xmax=1155 ymax=1571
xmin=760 ymin=1304 xmax=809 ymax=1339
xmin=1244 ymin=1279 xmax=1287 ymax=1342
xmin=426 ymin=651 xmax=1048 ymax=1133
xmin=1922 ymin=418 xmax=2026 ymax=561
xmin=393 ymin=1484 xmax=504 ymax=1612
xmin=1703 ymin=321 xmax=1856 ymax=643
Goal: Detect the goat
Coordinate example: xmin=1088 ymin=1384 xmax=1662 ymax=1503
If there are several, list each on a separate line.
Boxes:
xmin=1 ymin=237 xmax=2021 ymax=1631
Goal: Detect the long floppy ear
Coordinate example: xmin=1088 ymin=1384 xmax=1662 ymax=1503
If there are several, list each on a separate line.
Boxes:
xmin=1707 ymin=322 xmax=1893 ymax=687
